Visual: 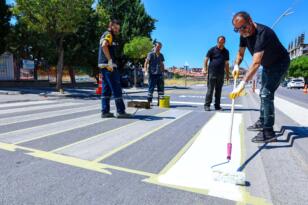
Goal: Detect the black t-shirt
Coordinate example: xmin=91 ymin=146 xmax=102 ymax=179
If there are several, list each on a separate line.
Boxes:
xmin=240 ymin=23 xmax=289 ymax=68
xmin=206 ymin=46 xmax=229 ymax=76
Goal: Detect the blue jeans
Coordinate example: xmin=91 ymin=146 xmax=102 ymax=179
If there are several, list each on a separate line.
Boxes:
xmin=259 ymin=59 xmax=289 ymax=129
xmin=148 ymin=74 xmax=164 ymax=101
xmin=101 ymin=68 xmax=125 ymax=114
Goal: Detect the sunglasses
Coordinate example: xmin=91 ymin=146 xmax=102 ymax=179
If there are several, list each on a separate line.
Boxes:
xmin=234 ymin=22 xmax=250 ymax=33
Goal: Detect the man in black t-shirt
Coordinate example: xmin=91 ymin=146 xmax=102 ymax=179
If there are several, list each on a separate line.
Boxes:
xmin=203 ymin=36 xmax=230 ymax=111
xmin=230 ymin=11 xmax=290 ymax=143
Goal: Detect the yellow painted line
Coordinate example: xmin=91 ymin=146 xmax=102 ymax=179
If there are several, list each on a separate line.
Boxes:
xmin=0 ymin=142 xmax=17 ymax=152
xmin=92 ymin=110 xmax=192 ymax=162
xmin=0 ymin=142 xmax=111 ymax=175
xmin=50 ymin=109 xmax=170 ymax=153
xmin=101 ymin=163 xmax=155 ymax=178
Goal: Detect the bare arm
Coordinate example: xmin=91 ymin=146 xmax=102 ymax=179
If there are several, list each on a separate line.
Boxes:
xmin=203 ymin=57 xmax=209 ymax=73
xmin=235 ymin=47 xmax=246 ymax=66
xmin=160 ymin=61 xmax=165 ymax=72
xmin=243 ymin=51 xmax=264 ymax=82
xmin=225 ymin=61 xmax=230 ymax=79
xmin=144 ymin=58 xmax=149 ymax=72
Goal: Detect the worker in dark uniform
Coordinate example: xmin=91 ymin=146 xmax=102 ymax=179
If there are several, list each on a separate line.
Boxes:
xmin=230 ymin=11 xmax=290 ymax=143
xmin=98 ymin=19 xmax=131 ymax=118
xmin=203 ymin=36 xmax=230 ymax=111
xmin=144 ymin=42 xmax=165 ymax=105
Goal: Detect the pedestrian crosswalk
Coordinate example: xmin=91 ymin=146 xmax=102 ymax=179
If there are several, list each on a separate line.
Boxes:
xmin=0 ymin=98 xmax=252 ymax=203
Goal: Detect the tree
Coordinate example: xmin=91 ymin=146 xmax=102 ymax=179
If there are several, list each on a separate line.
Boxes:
xmin=123 ymin=36 xmax=152 ymax=65
xmin=98 ymin=0 xmax=156 ymax=71
xmin=64 ymin=6 xmax=110 ymax=86
xmin=289 ymin=56 xmax=308 ymax=80
xmin=0 ymin=0 xmax=11 ymax=54
xmin=13 ymin=0 xmax=93 ymax=90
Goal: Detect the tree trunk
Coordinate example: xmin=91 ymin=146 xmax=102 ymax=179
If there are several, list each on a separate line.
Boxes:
xmin=69 ymin=66 xmax=76 ymax=87
xmin=56 ymin=36 xmax=64 ymax=91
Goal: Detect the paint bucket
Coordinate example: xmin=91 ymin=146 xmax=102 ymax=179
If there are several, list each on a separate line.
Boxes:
xmin=159 ymin=96 xmax=170 ymax=108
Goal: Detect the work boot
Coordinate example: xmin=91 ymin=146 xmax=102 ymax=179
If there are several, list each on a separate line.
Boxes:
xmin=247 ymin=120 xmax=263 ymax=131
xmin=251 ymin=128 xmax=277 ymax=143
xmin=101 ymin=112 xmax=114 ymax=118
xmin=215 ymin=106 xmax=223 ymax=111
xmin=204 ymin=106 xmax=211 ymax=111
xmin=116 ymin=112 xmax=133 ymax=119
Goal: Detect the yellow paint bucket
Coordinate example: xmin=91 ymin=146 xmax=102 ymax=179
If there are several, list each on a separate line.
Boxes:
xmin=159 ymin=96 xmax=170 ymax=108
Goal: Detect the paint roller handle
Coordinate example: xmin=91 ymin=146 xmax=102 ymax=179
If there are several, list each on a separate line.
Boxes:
xmin=227 ymin=143 xmax=232 ymax=160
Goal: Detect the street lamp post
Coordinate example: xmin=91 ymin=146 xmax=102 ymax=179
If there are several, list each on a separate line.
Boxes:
xmin=272 ymin=7 xmax=294 ymax=29
xmin=184 ymin=62 xmax=189 ymax=88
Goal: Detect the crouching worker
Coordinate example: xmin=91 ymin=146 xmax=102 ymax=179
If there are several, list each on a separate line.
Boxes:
xmin=98 ymin=19 xmax=132 ymax=118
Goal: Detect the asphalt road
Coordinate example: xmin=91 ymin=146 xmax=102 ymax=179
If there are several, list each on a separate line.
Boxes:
xmin=0 ymin=84 xmax=307 ymax=205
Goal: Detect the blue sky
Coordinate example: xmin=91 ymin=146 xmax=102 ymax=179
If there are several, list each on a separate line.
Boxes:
xmin=142 ymin=0 xmax=308 ymax=68
xmin=7 ymin=0 xmax=308 ymax=68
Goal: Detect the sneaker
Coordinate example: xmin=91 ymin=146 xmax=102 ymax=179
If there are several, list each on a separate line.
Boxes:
xmin=251 ymin=128 xmax=277 ymax=143
xmin=101 ymin=112 xmax=114 ymax=118
xmin=215 ymin=106 xmax=223 ymax=111
xmin=247 ymin=120 xmax=263 ymax=131
xmin=116 ymin=112 xmax=133 ymax=118
xmin=204 ymin=106 xmax=211 ymax=111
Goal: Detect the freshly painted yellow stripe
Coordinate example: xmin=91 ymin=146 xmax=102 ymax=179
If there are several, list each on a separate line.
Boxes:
xmin=101 ymin=163 xmax=155 ymax=178
xmin=50 ymin=109 xmax=170 ymax=153
xmin=0 ymin=142 xmax=110 ymax=175
xmin=93 ymin=110 xmax=191 ymax=162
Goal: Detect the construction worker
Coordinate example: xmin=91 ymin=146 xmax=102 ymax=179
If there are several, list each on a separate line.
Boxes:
xmin=230 ymin=11 xmax=290 ymax=143
xmin=144 ymin=42 xmax=165 ymax=105
xmin=203 ymin=36 xmax=230 ymax=111
xmin=98 ymin=19 xmax=132 ymax=118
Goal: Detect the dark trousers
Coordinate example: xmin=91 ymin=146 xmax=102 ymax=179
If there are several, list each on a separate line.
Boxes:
xmin=259 ymin=60 xmax=289 ymax=129
xmin=205 ymin=75 xmax=224 ymax=108
xmin=147 ymin=74 xmax=164 ymax=101
xmin=101 ymin=68 xmax=126 ymax=114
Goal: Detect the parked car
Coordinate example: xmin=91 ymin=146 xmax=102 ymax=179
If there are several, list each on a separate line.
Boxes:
xmin=287 ymin=79 xmax=305 ymax=89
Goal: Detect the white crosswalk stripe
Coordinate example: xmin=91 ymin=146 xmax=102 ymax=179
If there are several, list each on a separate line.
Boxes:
xmin=0 ymin=103 xmax=100 ymax=126
xmin=53 ymin=109 xmax=191 ymax=161
xmin=0 ymin=112 xmax=108 ymax=144
xmin=0 ymin=100 xmax=55 ymax=108
xmin=0 ymin=102 xmax=80 ymax=115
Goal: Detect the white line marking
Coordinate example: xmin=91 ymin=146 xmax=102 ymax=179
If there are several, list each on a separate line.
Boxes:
xmin=158 ymin=112 xmax=244 ymax=202
xmin=130 ymin=99 xmax=242 ymax=107
xmin=55 ymin=109 xmax=191 ymax=161
xmin=0 ymin=102 xmax=80 ymax=115
xmin=0 ymin=100 xmax=55 ymax=108
xmin=0 ymin=104 xmax=100 ymax=126
xmin=255 ymin=89 xmax=308 ymax=126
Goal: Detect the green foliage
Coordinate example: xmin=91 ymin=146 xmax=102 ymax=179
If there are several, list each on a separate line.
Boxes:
xmin=0 ymin=0 xmax=11 ymax=54
xmin=99 ymin=0 xmax=156 ymax=68
xmin=13 ymin=0 xmax=93 ymax=36
xmin=289 ymin=56 xmax=308 ymax=78
xmin=124 ymin=36 xmax=152 ymax=60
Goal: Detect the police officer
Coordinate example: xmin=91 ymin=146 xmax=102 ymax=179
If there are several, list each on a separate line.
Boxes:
xmin=203 ymin=36 xmax=230 ymax=111
xmin=144 ymin=42 xmax=165 ymax=105
xmin=98 ymin=20 xmax=132 ymax=118
xmin=230 ymin=11 xmax=290 ymax=143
